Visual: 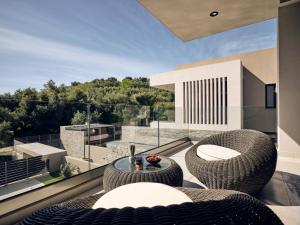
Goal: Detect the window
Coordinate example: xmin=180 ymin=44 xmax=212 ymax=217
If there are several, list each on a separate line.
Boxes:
xmin=265 ymin=84 xmax=276 ymax=108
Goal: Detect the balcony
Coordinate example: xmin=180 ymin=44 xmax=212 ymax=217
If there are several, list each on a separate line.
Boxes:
xmin=0 ymin=0 xmax=300 ymax=224
xmin=0 ymin=100 xmax=298 ymax=224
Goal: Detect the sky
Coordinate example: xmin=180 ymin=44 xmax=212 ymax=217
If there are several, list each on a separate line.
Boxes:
xmin=0 ymin=0 xmax=277 ymax=94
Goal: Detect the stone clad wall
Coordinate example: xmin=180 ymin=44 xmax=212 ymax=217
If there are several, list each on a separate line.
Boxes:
xmin=60 ymin=127 xmax=85 ymax=158
xmin=121 ymin=126 xmax=220 ymax=143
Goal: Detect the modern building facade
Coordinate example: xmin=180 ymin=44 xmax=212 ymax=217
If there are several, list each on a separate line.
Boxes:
xmin=150 ymin=48 xmax=277 ymax=134
xmin=142 ymin=0 xmax=300 ymax=157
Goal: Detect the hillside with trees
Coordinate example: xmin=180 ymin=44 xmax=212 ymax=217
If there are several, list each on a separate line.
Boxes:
xmin=0 ymin=77 xmax=174 ymax=147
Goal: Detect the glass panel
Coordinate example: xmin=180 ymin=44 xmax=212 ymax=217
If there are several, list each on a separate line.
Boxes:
xmin=1 ymin=98 xmax=189 ymax=201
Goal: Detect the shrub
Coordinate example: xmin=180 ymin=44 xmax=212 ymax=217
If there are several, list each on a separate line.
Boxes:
xmin=60 ymin=162 xmax=80 ymax=178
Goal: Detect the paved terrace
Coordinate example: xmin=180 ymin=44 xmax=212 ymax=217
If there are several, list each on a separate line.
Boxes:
xmin=77 ymin=143 xmax=300 ymax=225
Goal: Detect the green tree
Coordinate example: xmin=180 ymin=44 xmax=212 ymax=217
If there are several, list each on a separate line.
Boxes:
xmin=120 ymin=78 xmax=133 ymax=92
xmin=132 ymin=92 xmax=156 ymax=106
xmin=71 ymin=111 xmax=87 ymax=125
xmin=0 ymin=121 xmax=14 ymax=147
xmin=91 ymin=110 xmax=102 ymax=123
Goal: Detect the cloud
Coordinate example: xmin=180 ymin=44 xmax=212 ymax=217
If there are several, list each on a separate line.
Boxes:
xmin=0 ymin=28 xmax=169 ymax=75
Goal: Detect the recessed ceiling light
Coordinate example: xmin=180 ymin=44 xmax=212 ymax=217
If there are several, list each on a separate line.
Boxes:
xmin=210 ymin=11 xmax=219 ymax=17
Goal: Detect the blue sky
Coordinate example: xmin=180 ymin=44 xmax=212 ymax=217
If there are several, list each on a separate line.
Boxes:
xmin=0 ymin=0 xmax=277 ymax=93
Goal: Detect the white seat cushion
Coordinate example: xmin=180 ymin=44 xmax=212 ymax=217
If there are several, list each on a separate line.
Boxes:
xmin=92 ymin=182 xmax=192 ymax=209
xmin=197 ymin=144 xmax=241 ymax=161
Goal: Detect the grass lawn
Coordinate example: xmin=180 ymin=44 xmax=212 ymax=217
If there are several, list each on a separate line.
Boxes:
xmin=37 ymin=172 xmax=64 ymax=185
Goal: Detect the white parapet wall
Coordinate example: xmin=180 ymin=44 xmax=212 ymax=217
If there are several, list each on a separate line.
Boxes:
xmin=151 ymin=60 xmax=243 ymax=131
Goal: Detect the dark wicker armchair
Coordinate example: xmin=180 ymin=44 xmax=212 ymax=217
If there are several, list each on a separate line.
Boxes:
xmin=20 ymin=188 xmax=282 ymax=225
xmin=185 ymin=130 xmax=277 ymax=194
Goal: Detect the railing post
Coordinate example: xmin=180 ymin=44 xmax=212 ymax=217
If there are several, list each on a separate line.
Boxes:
xmin=83 ymin=137 xmax=86 ymax=159
xmin=158 ymin=116 xmax=160 ymax=147
xmin=113 ymin=125 xmax=116 ymax=141
xmin=99 ymin=125 xmax=101 ymax=145
xmin=5 ymin=162 xmax=7 ymax=185
xmin=156 ymin=107 xmax=160 ymax=147
xmin=26 ymin=158 xmax=29 ymax=179
xmin=87 ymin=104 xmax=91 ymax=170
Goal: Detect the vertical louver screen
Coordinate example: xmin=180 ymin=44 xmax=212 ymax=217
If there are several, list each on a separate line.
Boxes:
xmin=183 ymin=77 xmax=228 ymax=125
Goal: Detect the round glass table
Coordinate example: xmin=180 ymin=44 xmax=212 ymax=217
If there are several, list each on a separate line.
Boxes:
xmin=114 ymin=155 xmax=171 ymax=173
xmin=103 ymin=155 xmax=183 ymax=192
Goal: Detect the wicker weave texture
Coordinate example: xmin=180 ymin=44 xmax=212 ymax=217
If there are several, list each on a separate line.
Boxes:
xmin=20 ymin=188 xmax=283 ymax=225
xmin=185 ymin=130 xmax=277 ymax=194
xmin=103 ymin=157 xmax=183 ymax=192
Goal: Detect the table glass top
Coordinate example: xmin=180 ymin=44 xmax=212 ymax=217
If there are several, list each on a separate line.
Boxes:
xmin=114 ymin=155 xmax=171 ymax=173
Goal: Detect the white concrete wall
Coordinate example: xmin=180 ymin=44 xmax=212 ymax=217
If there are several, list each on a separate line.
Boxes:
xmin=151 ymin=60 xmax=243 ymax=131
xmin=278 ymin=2 xmax=300 ymax=158
xmin=177 ymin=48 xmax=278 ymax=134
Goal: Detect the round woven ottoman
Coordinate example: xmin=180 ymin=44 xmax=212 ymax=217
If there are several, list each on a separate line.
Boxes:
xmin=103 ymin=155 xmax=183 ymax=192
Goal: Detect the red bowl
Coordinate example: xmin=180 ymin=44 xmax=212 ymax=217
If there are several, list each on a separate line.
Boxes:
xmin=146 ymin=155 xmax=161 ymax=164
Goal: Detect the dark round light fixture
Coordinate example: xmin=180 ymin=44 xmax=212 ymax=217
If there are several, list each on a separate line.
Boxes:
xmin=210 ymin=11 xmax=219 ymax=17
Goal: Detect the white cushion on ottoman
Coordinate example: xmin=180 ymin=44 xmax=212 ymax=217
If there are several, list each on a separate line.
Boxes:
xmin=92 ymin=182 xmax=192 ymax=209
xmin=197 ymin=144 xmax=241 ymax=161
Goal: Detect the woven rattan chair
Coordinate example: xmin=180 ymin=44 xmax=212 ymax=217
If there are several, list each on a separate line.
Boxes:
xmin=185 ymin=129 xmax=277 ymax=194
xmin=20 ymin=187 xmax=282 ymax=225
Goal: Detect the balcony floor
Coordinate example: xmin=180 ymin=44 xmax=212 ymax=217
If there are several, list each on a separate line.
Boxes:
xmin=78 ymin=143 xmax=300 ymax=225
